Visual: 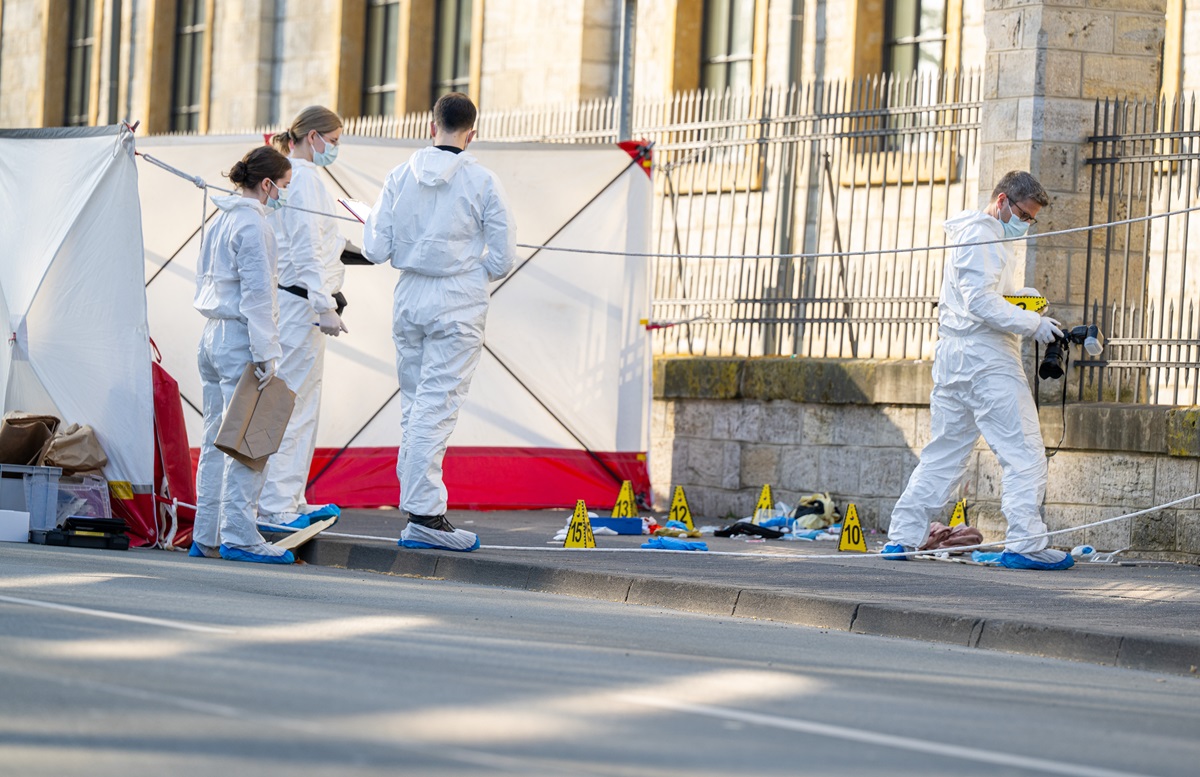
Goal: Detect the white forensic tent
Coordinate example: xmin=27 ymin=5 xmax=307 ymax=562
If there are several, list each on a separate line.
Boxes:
xmin=0 ymin=126 xmax=156 ymax=536
xmin=136 ymin=135 xmax=652 ymax=510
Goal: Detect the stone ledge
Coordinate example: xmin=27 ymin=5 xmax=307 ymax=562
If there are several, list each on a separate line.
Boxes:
xmin=654 ymin=356 xmax=1200 ymax=458
xmin=654 ymin=356 xmax=933 ymax=405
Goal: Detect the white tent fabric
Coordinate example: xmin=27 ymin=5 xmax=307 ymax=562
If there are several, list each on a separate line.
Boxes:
xmin=0 ymin=126 xmax=153 ymax=498
xmin=136 ymin=135 xmax=651 ymax=509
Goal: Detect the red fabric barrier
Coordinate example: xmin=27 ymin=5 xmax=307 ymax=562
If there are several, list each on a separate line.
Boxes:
xmin=189 ymin=446 xmax=651 ymax=512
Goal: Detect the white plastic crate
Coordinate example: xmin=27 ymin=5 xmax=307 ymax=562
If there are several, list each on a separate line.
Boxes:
xmin=0 ymin=464 xmax=63 ymax=533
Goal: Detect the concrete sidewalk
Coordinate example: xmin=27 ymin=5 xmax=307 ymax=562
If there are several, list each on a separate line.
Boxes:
xmin=299 ymin=509 xmax=1200 ymax=677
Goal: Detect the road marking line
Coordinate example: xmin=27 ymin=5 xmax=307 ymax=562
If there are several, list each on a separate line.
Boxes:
xmin=0 ymin=594 xmax=233 ymax=634
xmin=619 ymin=695 xmax=1154 ymax=777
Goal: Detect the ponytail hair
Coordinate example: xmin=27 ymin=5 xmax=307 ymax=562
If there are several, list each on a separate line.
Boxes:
xmin=226 ymin=145 xmax=291 ymax=191
xmin=270 ymin=130 xmax=293 ymax=154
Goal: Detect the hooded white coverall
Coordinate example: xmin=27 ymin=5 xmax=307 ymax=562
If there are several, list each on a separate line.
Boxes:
xmin=887 ymin=209 xmax=1050 ymax=554
xmin=259 ymin=158 xmax=346 ymax=520
xmin=362 ymin=146 xmax=516 ymax=517
xmin=193 ymin=195 xmax=281 ymax=548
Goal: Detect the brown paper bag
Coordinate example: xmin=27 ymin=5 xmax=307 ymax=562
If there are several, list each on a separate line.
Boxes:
xmin=0 ymin=412 xmax=61 ymax=466
xmin=43 ymin=423 xmax=109 ymax=476
xmin=215 ymin=364 xmax=295 ymax=472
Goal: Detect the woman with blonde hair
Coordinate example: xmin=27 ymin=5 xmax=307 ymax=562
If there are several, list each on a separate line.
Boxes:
xmin=258 ymin=105 xmax=348 ymax=530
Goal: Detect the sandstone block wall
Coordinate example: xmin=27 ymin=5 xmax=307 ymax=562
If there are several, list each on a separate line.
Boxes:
xmin=651 ymin=356 xmax=1200 ymax=562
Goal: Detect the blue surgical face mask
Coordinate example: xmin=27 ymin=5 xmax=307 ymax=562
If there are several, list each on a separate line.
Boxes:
xmin=312 ymin=132 xmax=339 ymax=167
xmin=1002 ymin=200 xmax=1030 ymax=238
xmin=265 ymin=179 xmax=287 ymax=211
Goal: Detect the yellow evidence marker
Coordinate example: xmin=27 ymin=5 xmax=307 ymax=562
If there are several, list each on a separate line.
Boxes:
xmin=948 ymin=499 xmax=968 ymax=528
xmin=1003 ymin=294 xmax=1048 ymax=313
xmin=752 ymin=484 xmax=775 ymax=524
xmin=668 ymin=485 xmax=695 ymax=531
xmin=838 ymin=504 xmax=868 ymax=553
xmin=612 ymin=480 xmax=638 ymax=518
xmin=564 ymin=500 xmax=597 ymax=548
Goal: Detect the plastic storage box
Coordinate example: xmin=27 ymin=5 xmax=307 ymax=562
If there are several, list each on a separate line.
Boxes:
xmin=56 ymin=474 xmax=113 ymax=525
xmin=0 ymin=464 xmax=63 ymax=533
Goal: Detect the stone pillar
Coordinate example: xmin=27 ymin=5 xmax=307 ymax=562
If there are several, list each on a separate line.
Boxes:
xmin=979 ymin=0 xmax=1167 ymax=323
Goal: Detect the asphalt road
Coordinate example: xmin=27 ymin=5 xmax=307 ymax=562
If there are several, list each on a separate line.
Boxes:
xmin=2 ymin=544 xmax=1198 ymax=777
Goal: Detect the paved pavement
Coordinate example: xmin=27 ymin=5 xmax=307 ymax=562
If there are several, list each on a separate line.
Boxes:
xmin=296 ymin=509 xmax=1200 ymax=678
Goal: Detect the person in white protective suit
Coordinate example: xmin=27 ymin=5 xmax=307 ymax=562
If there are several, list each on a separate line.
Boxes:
xmin=883 ymin=170 xmax=1075 ymax=571
xmin=362 ymin=92 xmax=516 ymax=552
xmin=190 ymin=145 xmax=296 ymax=564
xmin=256 ymin=106 xmax=349 ymax=532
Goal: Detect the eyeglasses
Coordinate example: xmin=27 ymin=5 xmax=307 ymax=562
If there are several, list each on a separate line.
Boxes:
xmin=1008 ymin=199 xmax=1038 ymax=225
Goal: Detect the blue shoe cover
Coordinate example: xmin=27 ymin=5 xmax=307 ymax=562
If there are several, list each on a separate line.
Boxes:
xmin=398 ymin=536 xmax=481 ymax=552
xmin=642 ymin=536 xmax=708 ymax=551
xmin=189 ymin=542 xmax=219 ymax=558
xmin=999 ymin=550 xmax=1074 ymax=570
xmin=219 ymin=544 xmax=295 ymax=564
xmin=881 ymin=542 xmax=912 ymax=560
xmin=302 ymin=504 xmax=341 ymax=524
xmin=971 ymin=551 xmax=1004 ymax=565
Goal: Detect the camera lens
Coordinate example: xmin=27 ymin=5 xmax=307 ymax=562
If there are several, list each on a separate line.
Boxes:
xmin=1039 ymin=341 xmax=1066 ymax=380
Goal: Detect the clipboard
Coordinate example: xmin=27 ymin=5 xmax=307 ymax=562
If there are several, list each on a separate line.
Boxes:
xmin=338 ymin=198 xmax=371 ymax=224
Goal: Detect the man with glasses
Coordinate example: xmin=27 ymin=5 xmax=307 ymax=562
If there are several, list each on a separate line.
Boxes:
xmin=882 ymin=171 xmax=1075 ymax=570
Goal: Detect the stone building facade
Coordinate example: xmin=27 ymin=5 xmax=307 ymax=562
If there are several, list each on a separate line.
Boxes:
xmin=2 ymin=1 xmax=1197 ymax=131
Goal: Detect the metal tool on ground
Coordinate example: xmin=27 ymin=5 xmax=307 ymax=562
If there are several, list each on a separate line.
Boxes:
xmin=838 ymin=504 xmax=867 ymax=552
xmin=564 ymin=500 xmax=597 ymax=549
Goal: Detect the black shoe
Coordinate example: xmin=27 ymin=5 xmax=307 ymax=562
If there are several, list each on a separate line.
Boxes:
xmin=407 ymin=513 xmax=457 ymax=533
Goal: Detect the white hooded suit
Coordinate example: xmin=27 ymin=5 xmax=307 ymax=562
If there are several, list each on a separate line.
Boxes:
xmin=193 ymin=194 xmax=281 ymax=549
xmin=362 ymin=146 xmax=516 ymax=517
xmin=259 ymin=158 xmax=346 ymax=520
xmin=887 ymin=209 xmax=1051 ymax=554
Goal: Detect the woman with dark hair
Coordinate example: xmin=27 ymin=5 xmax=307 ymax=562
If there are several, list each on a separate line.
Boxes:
xmin=190 ymin=145 xmax=296 ymax=564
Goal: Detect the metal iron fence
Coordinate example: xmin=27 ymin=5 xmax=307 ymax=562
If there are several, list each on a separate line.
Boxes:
xmin=344 ymin=73 xmax=983 ymax=360
xmin=1081 ymin=96 xmax=1200 ymax=404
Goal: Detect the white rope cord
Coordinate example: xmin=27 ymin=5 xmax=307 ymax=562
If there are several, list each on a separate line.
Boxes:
xmin=138 ymin=152 xmax=361 ymax=223
xmin=137 ymin=151 xmax=1200 ymax=261
xmin=318 ymin=491 xmax=1200 ymax=560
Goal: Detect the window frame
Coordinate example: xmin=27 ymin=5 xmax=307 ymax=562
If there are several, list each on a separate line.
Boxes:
xmin=169 ymin=0 xmax=207 ymax=132
xmin=361 ymin=0 xmax=401 ymax=117
xmin=700 ymin=0 xmax=757 ymax=94
xmin=433 ymin=0 xmax=473 ymax=98
xmin=64 ymin=0 xmax=96 ymax=127
xmin=882 ymin=0 xmax=949 ymax=79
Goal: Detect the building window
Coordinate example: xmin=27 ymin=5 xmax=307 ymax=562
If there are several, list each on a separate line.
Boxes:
xmin=884 ymin=0 xmax=947 ymax=79
xmin=701 ymin=0 xmax=755 ymax=93
xmin=363 ymin=0 xmax=400 ymax=116
xmin=434 ymin=0 xmax=473 ymax=97
xmin=170 ymin=0 xmax=205 ymax=132
xmin=64 ymin=0 xmax=95 ymax=126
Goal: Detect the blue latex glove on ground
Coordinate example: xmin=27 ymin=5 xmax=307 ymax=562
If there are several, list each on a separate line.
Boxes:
xmin=642 ymin=537 xmax=708 ymax=551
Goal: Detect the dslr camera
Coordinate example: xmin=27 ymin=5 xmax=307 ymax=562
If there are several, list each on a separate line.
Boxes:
xmin=1038 ymin=324 xmax=1104 ymax=380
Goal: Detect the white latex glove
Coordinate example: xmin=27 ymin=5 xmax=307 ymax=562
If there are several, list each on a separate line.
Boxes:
xmin=1033 ymin=317 xmax=1063 ymax=345
xmin=1013 ymin=287 xmax=1041 ymax=298
xmin=254 ymin=360 xmax=276 ymax=390
xmin=318 ymin=310 xmax=348 ymax=337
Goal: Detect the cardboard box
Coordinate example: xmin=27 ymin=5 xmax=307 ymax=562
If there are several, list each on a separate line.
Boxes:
xmin=215 ymin=364 xmax=295 ymax=471
xmin=0 ymin=509 xmax=30 ymax=542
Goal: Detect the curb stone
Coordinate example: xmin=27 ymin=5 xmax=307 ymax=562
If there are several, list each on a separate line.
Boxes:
xmin=301 ymin=539 xmax=1200 ymax=677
